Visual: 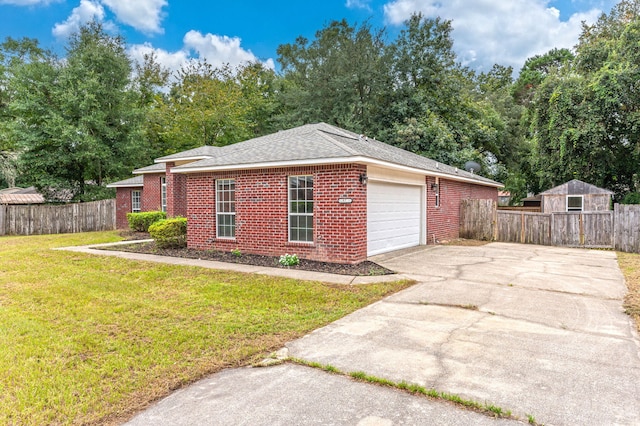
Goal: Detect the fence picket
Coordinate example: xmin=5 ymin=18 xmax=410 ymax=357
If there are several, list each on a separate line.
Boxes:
xmin=460 ymin=201 xmax=640 ymax=254
xmin=0 ymin=199 xmax=115 ymax=236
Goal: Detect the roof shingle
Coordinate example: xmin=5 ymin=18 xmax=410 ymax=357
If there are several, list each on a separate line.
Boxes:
xmin=171 ymin=123 xmax=501 ymax=187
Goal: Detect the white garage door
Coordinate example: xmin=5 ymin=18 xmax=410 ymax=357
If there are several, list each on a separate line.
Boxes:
xmin=367 ymin=181 xmax=423 ymax=256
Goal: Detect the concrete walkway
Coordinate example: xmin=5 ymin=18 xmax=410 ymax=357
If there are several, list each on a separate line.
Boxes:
xmin=56 ymin=241 xmax=402 ymax=285
xmin=65 ymin=242 xmax=640 ymax=425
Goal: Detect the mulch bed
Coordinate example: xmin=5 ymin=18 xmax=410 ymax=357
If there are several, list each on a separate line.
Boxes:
xmin=105 ymin=232 xmax=395 ymax=276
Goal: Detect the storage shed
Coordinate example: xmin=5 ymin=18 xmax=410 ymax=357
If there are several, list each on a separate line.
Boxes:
xmin=539 ymin=179 xmax=612 ymax=213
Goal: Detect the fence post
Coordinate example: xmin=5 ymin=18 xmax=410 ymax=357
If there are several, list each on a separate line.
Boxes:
xmin=493 ymin=203 xmax=498 ymax=241
xmin=613 ymin=203 xmax=618 ymax=250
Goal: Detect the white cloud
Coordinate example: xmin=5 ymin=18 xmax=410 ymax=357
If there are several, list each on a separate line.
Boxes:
xmin=0 ymin=0 xmax=59 ymax=5
xmin=128 ymin=42 xmax=189 ymax=76
xmin=52 ymin=0 xmax=105 ymax=39
xmin=383 ymin=0 xmax=603 ymax=72
xmin=129 ymin=32 xmax=275 ymax=79
xmin=346 ymin=0 xmax=372 ymax=11
xmin=183 ymin=30 xmax=271 ymax=69
xmin=101 ymin=0 xmax=167 ymax=34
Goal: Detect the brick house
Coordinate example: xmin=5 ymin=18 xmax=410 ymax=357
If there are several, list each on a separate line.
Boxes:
xmin=109 ymin=123 xmax=501 ymax=264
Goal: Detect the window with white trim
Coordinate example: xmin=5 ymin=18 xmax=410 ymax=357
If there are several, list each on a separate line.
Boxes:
xmin=289 ymin=175 xmax=314 ymax=242
xmin=216 ymin=179 xmax=236 ymax=238
xmin=131 ymin=190 xmax=141 ymax=213
xmin=434 ymin=177 xmax=440 ymax=208
xmin=567 ymin=195 xmax=583 ymax=212
xmin=160 ymin=177 xmax=167 ymax=212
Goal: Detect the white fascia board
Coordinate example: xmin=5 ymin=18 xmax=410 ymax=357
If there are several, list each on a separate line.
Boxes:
xmin=106 ymin=183 xmax=144 ymax=188
xmin=132 ymin=169 xmax=165 ymax=175
xmin=171 ymin=156 xmax=503 ymax=188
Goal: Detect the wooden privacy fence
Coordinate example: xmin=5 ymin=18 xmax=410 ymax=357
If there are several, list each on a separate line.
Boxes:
xmin=460 ymin=199 xmax=640 ymax=253
xmin=0 ymin=199 xmax=115 ymax=236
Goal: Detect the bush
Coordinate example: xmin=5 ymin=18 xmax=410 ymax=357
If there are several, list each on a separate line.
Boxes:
xmin=279 ymin=253 xmax=300 ymax=267
xmin=127 ymin=211 xmax=166 ymax=232
xmin=148 ymin=217 xmax=187 ymax=248
xmin=621 ymin=192 xmax=640 ymax=205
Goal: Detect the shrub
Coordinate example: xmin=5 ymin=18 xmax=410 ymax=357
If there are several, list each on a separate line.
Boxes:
xmin=279 ymin=253 xmax=300 ymax=267
xmin=621 ymin=192 xmax=640 ymax=205
xmin=148 ymin=217 xmax=187 ymax=248
xmin=127 ymin=211 xmax=166 ymax=232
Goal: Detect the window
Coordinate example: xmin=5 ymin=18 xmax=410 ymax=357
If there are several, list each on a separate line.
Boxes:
xmin=434 ymin=178 xmax=440 ymax=208
xmin=567 ymin=195 xmax=583 ymax=212
xmin=289 ymin=175 xmax=314 ymax=242
xmin=160 ymin=177 xmax=167 ymax=212
xmin=216 ymin=179 xmax=236 ymax=238
xmin=131 ymin=190 xmax=141 ymax=213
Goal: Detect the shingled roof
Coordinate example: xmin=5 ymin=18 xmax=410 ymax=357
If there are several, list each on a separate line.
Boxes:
xmin=132 ymin=163 xmax=166 ymax=174
xmin=172 ymin=123 xmax=501 ymax=187
xmin=155 ymin=146 xmax=220 ymax=163
xmin=106 ymin=175 xmax=144 ymax=188
xmin=539 ymin=179 xmax=613 ymax=195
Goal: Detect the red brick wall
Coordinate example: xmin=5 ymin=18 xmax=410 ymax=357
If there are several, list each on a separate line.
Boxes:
xmin=426 ymin=176 xmax=497 ymax=242
xmin=186 ymin=164 xmax=368 ymax=264
xmin=115 ymin=187 xmax=138 ymax=229
xmin=165 ymin=162 xmax=188 ymax=217
xmin=142 ymin=173 xmax=164 ymax=212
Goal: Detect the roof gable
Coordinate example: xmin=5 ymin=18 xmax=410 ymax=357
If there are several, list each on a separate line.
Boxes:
xmin=539 ymin=179 xmax=613 ymax=196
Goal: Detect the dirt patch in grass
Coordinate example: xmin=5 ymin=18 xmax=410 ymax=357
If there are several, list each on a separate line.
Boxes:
xmin=618 ymin=251 xmax=640 ymax=332
xmin=103 ymin=239 xmax=395 ymax=276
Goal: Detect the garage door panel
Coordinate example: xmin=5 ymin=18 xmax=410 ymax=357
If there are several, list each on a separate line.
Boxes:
xmin=367 ymin=182 xmax=423 ymax=256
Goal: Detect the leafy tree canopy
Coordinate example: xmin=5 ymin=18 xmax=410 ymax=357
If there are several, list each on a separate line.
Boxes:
xmin=8 ymin=22 xmax=145 ymax=201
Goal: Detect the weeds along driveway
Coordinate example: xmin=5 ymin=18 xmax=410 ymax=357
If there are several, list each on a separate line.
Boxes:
xmin=287 ymin=243 xmax=640 ymax=425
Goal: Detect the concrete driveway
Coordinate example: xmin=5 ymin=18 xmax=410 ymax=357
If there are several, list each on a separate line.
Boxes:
xmin=288 ymin=243 xmax=640 ymax=425
xmin=127 ymin=242 xmax=640 ymax=425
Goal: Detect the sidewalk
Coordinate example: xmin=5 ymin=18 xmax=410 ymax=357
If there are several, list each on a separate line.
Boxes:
xmin=55 ymin=241 xmax=405 ymax=285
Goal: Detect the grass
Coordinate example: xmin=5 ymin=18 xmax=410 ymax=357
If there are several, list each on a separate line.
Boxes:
xmin=289 ymin=359 xmax=524 ymax=421
xmin=618 ymin=251 xmax=640 ymax=332
xmin=0 ymin=231 xmax=412 ymax=425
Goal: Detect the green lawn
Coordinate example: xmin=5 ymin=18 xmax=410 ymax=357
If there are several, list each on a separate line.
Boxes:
xmin=619 ymin=251 xmax=640 ymax=333
xmin=0 ymin=232 xmax=411 ymax=425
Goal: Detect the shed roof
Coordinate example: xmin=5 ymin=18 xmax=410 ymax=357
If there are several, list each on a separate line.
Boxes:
xmin=172 ymin=123 xmax=502 ymax=187
xmin=539 ymin=179 xmax=613 ymax=196
xmin=106 ymin=176 xmax=144 ymax=188
xmin=0 ymin=193 xmax=45 ymax=204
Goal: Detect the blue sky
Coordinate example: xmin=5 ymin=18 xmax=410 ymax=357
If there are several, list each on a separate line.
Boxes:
xmin=0 ymin=0 xmax=618 ymax=74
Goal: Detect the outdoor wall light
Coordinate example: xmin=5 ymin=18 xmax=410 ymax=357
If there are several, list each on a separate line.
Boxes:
xmin=431 ymin=183 xmax=439 ymax=191
xmin=359 ymin=173 xmax=368 ymax=185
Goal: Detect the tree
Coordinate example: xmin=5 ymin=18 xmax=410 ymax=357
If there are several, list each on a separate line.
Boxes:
xmin=380 ymin=15 xmax=509 ymax=176
xmin=276 ymin=19 xmax=389 ymax=133
xmin=0 ymin=37 xmax=48 ymax=188
xmin=153 ymin=60 xmax=276 ymax=153
xmin=526 ymin=0 xmax=640 ymax=198
xmin=512 ymin=48 xmax=574 ymax=106
xmin=8 ymin=22 xmax=145 ymax=201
